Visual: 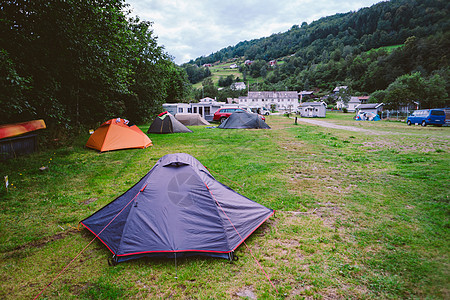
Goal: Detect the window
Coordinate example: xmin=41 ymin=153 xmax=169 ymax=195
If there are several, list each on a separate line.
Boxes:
xmin=204 ymin=107 xmax=210 ymax=115
xmin=431 ymin=110 xmax=445 ymax=116
xmin=178 ymin=107 xmax=183 ymax=113
xmin=188 ymin=108 xmax=192 ymax=113
xmin=193 ymin=107 xmax=197 ymax=113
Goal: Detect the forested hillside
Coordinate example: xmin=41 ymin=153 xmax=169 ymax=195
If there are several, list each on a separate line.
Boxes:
xmin=0 ymin=0 xmax=189 ymax=131
xmin=184 ymin=0 xmax=449 ymax=109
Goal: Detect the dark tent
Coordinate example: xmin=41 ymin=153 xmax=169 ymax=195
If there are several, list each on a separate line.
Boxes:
xmin=147 ymin=112 xmax=193 ymax=134
xmin=80 ymin=153 xmax=274 ymax=263
xmin=218 ymin=111 xmax=271 ymax=129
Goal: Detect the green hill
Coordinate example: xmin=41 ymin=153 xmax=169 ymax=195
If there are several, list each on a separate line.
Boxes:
xmin=183 ymin=0 xmax=450 ymax=106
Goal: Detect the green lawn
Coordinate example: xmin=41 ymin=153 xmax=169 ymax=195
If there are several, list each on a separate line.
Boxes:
xmin=1 ymin=113 xmax=449 ymax=299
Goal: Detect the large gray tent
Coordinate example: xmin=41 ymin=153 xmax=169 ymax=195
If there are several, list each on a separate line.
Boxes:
xmin=175 ymin=113 xmax=210 ymax=126
xmin=148 ymin=112 xmax=193 ymax=134
xmin=218 ymin=111 xmax=270 ymax=129
xmin=80 ymin=153 xmax=274 ymax=263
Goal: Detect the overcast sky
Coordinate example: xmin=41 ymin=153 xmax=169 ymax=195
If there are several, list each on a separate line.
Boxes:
xmin=126 ymin=0 xmax=383 ymax=65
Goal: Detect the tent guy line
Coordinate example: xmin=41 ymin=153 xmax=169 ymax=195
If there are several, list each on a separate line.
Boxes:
xmin=34 ymin=153 xmax=276 ymax=297
xmin=33 ymin=184 xmax=146 ymax=300
xmin=204 ymin=182 xmax=278 ymax=293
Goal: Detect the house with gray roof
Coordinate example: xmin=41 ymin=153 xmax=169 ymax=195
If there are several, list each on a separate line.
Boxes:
xmin=298 ymin=101 xmax=327 ymax=117
xmin=347 ymin=97 xmax=362 ymax=112
xmin=355 ymin=103 xmax=384 ymax=115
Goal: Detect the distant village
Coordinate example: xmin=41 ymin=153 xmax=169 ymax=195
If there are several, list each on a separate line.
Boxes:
xmin=163 ymin=85 xmax=389 ymax=122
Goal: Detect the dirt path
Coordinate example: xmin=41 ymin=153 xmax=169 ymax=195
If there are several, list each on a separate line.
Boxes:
xmin=295 ymin=117 xmax=383 ymax=134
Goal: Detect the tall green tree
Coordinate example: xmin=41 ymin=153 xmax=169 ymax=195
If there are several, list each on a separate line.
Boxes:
xmin=0 ymin=0 xmax=189 ymax=131
xmin=384 ymin=72 xmax=448 ymax=109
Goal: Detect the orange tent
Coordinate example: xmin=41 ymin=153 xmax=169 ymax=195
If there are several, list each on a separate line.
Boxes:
xmin=86 ymin=118 xmax=152 ymax=152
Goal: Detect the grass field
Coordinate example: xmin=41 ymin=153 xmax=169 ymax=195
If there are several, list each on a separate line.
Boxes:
xmin=1 ymin=112 xmax=449 ymax=299
xmin=367 ymin=44 xmax=404 ymax=54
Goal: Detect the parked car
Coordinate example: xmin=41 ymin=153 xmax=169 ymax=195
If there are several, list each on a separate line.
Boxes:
xmin=253 ymin=107 xmax=271 ymax=115
xmin=407 ymin=109 xmax=446 ymax=127
xmin=213 ymin=108 xmax=266 ymax=123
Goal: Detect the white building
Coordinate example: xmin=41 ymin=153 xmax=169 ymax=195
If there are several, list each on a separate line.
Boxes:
xmin=298 ymin=101 xmax=327 ymax=117
xmin=229 ymin=91 xmax=299 ymax=113
xmin=163 ymin=98 xmax=252 ymax=122
xmin=347 ymin=97 xmax=361 ymax=112
xmin=231 ymin=82 xmax=246 ymax=90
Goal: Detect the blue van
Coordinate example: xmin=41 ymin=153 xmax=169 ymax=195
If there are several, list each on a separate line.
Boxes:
xmin=407 ymin=109 xmax=446 ymax=127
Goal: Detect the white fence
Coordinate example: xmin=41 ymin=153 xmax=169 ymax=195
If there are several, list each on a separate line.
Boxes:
xmin=380 ymin=110 xmax=410 ymax=120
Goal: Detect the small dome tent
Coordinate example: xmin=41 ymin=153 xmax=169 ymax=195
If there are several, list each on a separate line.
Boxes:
xmin=86 ymin=118 xmax=152 ymax=152
xmin=175 ymin=113 xmax=211 ymax=126
xmin=80 ymin=153 xmax=274 ymax=263
xmin=218 ymin=111 xmax=270 ymax=129
xmin=355 ymin=111 xmax=380 ymax=121
xmin=148 ymin=112 xmax=193 ymax=134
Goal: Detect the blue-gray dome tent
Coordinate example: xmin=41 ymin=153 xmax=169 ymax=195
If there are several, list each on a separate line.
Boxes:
xmin=218 ymin=111 xmax=270 ymax=129
xmin=80 ymin=153 xmax=273 ymax=263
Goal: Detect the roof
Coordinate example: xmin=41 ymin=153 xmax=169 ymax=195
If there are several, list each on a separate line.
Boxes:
xmin=348 ymin=97 xmax=361 ymax=103
xmin=247 ymin=91 xmax=299 ymax=98
xmin=333 ymin=86 xmax=348 ymax=92
xmin=299 ymin=91 xmax=314 ymax=95
xmin=299 ymin=101 xmax=326 ymax=107
xmin=355 ymin=103 xmax=383 ymax=109
xmin=199 ymin=97 xmax=216 ymax=102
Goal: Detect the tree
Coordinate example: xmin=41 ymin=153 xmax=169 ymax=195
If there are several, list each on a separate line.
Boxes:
xmin=0 ymin=0 xmax=189 ymax=130
xmin=422 ymin=73 xmax=448 ymax=108
xmin=218 ymin=75 xmax=234 ymax=87
xmin=201 ymin=78 xmax=218 ymax=99
xmin=385 ymin=72 xmax=425 ymax=109
xmin=369 ymin=90 xmax=388 ymax=103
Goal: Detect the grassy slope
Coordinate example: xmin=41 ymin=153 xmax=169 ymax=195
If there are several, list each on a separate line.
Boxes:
xmin=192 ymin=61 xmax=263 ymax=90
xmin=0 ymin=113 xmax=449 ymax=299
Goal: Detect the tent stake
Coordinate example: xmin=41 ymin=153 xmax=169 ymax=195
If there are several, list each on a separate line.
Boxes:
xmin=174 ymin=252 xmax=178 ymax=279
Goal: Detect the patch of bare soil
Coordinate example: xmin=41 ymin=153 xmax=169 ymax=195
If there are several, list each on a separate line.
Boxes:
xmin=81 ymin=197 xmax=98 ymax=205
xmin=361 ymin=140 xmax=444 ymax=153
xmin=236 ymin=286 xmax=257 ymax=299
xmin=3 ymin=227 xmax=80 ymax=257
xmin=296 ymin=118 xmax=382 ymax=134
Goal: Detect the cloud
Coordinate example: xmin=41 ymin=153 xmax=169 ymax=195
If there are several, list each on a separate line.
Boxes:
xmin=126 ymin=0 xmax=381 ymax=64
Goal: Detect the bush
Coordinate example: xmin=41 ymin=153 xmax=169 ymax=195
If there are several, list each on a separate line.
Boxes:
xmin=343 ymin=108 xmax=348 ymax=113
